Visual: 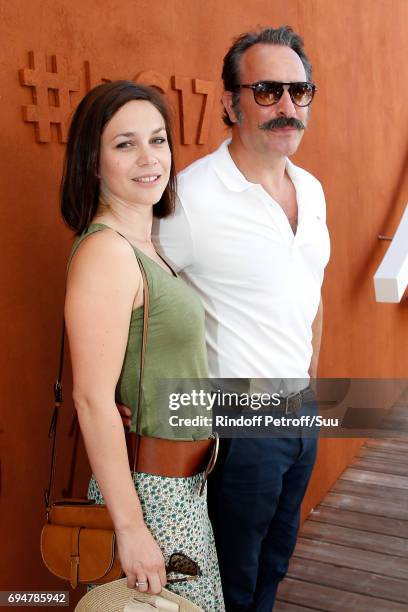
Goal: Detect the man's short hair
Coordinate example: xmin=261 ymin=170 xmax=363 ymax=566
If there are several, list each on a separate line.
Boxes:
xmin=222 ymin=26 xmax=313 ymax=127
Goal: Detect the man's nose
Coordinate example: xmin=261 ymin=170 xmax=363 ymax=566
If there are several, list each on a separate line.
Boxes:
xmin=275 ymin=88 xmax=296 ymax=116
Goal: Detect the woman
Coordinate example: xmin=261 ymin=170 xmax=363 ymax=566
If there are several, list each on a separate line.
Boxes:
xmin=61 ymin=80 xmax=224 ymax=611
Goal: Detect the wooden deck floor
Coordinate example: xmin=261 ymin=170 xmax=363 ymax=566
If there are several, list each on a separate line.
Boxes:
xmin=275 ymin=437 xmax=408 ymax=611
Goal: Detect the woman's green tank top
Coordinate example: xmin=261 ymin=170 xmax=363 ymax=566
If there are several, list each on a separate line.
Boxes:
xmin=70 ymin=223 xmax=211 ymax=441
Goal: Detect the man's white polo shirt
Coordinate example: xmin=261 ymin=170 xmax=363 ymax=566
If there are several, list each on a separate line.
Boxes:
xmin=153 ymin=139 xmax=330 ymax=380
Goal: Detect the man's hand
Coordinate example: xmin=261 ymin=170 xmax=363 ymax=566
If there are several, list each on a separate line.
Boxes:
xmin=117 ymin=403 xmax=132 ymax=429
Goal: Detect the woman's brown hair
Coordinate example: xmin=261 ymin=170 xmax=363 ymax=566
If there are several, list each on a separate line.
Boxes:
xmin=61 ymin=80 xmax=176 ymax=234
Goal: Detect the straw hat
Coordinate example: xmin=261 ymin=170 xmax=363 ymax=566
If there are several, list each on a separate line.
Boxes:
xmin=74 ymin=579 xmax=203 ymax=612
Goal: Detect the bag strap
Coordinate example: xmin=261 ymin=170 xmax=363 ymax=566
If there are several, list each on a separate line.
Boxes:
xmin=44 ymin=249 xmax=150 ymax=509
xmin=132 ymin=257 xmax=150 ymax=472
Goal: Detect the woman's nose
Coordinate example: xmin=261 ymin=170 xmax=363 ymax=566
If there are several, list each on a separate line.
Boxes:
xmin=136 ymin=146 xmax=158 ymax=166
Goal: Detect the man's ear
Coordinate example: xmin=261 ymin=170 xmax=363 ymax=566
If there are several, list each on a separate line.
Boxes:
xmin=222 ymin=91 xmax=239 ymax=124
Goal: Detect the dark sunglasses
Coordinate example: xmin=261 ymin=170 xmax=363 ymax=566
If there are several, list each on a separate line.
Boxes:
xmin=237 ymin=81 xmax=316 ymax=107
xmin=166 ymin=552 xmax=201 ymax=584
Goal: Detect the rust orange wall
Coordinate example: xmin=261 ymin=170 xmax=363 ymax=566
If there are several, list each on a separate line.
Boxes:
xmin=1 ymin=0 xmax=407 ymax=607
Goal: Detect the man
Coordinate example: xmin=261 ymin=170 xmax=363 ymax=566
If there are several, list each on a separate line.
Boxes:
xmin=128 ymin=26 xmax=329 ymax=611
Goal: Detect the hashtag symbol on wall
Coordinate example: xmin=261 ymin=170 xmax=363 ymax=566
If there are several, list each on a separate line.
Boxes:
xmin=19 ymin=51 xmax=80 ymax=143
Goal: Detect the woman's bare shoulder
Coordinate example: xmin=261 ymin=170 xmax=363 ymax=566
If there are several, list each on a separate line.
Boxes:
xmin=70 ymin=228 xmax=136 ymax=268
xmin=67 ymin=228 xmax=139 ymax=291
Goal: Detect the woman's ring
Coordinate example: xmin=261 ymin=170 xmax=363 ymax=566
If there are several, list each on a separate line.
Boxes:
xmin=135 ymin=580 xmax=148 ymax=589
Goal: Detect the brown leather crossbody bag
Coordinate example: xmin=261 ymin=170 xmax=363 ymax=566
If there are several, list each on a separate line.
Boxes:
xmin=40 ymin=251 xmax=218 ymax=589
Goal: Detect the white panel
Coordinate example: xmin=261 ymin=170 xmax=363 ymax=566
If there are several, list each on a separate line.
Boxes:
xmin=374 ymin=204 xmax=408 ymax=303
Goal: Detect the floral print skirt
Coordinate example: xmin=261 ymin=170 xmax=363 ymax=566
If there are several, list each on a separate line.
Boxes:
xmin=88 ymin=472 xmax=225 ymax=612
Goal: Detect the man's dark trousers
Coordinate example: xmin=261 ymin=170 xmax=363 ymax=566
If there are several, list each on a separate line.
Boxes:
xmin=208 ymin=425 xmax=317 ymax=611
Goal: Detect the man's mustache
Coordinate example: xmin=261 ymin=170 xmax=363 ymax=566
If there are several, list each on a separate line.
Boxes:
xmin=259 ymin=117 xmax=306 ymax=131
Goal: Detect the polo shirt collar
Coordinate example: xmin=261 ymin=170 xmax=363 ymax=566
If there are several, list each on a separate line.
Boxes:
xmin=211 ymin=138 xmax=299 ymax=192
xmin=285 ymin=158 xmax=301 ymax=189
xmin=210 ymin=139 xmax=254 ymax=192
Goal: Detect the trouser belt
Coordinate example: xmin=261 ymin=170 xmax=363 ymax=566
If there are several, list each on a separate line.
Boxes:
xmin=273 ymin=386 xmax=314 ymax=416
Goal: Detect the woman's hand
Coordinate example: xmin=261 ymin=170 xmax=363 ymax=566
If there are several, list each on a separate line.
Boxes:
xmin=116 ymin=523 xmax=167 ymax=594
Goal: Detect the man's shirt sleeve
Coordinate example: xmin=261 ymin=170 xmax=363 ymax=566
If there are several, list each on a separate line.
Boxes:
xmin=152 ymin=195 xmax=195 ymax=272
